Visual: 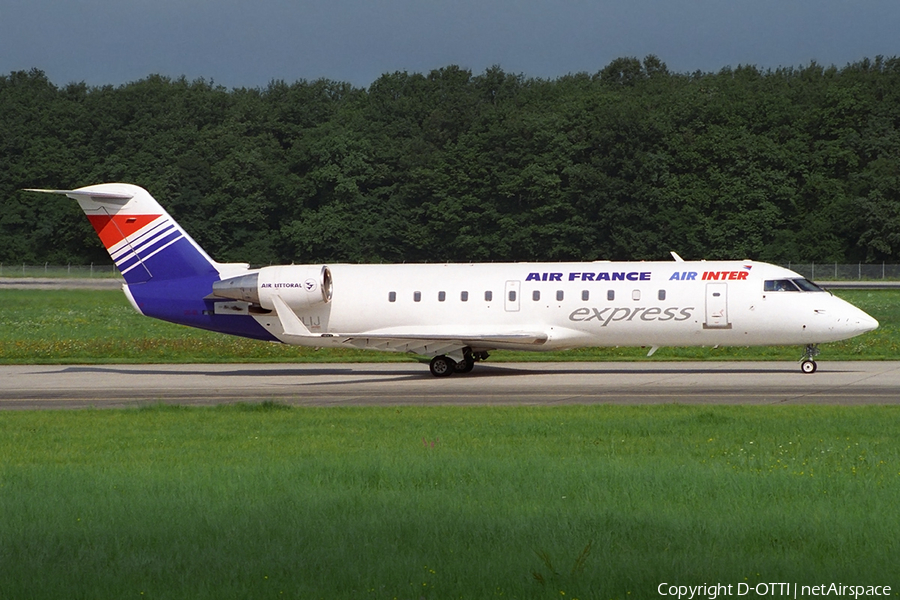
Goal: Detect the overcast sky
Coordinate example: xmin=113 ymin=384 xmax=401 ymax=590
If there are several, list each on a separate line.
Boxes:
xmin=1 ymin=0 xmax=898 ymax=89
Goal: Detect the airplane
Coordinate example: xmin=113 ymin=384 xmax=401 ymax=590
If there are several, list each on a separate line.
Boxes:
xmin=26 ymin=183 xmax=878 ymax=377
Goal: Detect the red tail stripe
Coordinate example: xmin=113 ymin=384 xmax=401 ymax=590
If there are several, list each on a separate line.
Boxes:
xmin=86 ymin=214 xmax=162 ymax=248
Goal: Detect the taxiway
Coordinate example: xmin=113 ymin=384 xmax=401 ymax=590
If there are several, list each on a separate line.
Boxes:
xmin=1 ymin=361 xmax=899 ymax=409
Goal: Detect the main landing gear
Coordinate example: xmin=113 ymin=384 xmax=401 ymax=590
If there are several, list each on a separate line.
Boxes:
xmin=800 ymin=344 xmax=820 ymax=374
xmin=429 ymin=355 xmax=455 ymax=377
xmin=428 ymin=349 xmax=486 ymax=377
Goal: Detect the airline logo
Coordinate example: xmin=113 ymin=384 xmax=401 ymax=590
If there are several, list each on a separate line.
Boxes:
xmin=260 ymin=281 xmax=319 ymax=292
xmin=86 ymin=214 xmax=160 ymax=248
xmin=527 ymin=271 xmax=651 ymax=282
xmin=88 ymin=214 xmax=185 ymax=276
xmin=669 ymin=270 xmax=750 ymax=281
xmin=569 ymin=306 xmax=695 ymax=326
xmin=701 ymin=270 xmax=749 ymax=281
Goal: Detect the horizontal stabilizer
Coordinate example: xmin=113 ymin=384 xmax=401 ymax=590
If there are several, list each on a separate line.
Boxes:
xmin=24 ymin=188 xmax=134 ymax=202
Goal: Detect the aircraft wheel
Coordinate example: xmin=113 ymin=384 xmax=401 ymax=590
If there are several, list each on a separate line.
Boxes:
xmin=455 ymin=355 xmax=475 ymax=374
xmin=429 ymin=355 xmax=456 ymax=377
xmin=801 ymin=360 xmax=817 ymax=374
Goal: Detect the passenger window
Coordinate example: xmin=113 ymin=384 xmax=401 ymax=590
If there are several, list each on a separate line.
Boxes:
xmin=438 ymin=291 xmax=446 ymax=302
xmin=556 ymin=290 xmax=564 ymax=301
xmin=658 ymin=289 xmax=666 ymax=301
xmin=485 ymin=291 xmax=493 ymax=301
xmin=388 ymin=291 xmax=396 ymax=302
xmin=632 ymin=290 xmax=641 ymax=301
xmin=414 ymin=291 xmax=421 ymax=302
xmin=582 ymin=290 xmax=589 ymax=301
xmin=508 ymin=290 xmax=517 ymax=302
xmin=607 ymin=290 xmax=615 ymax=301
xmin=533 ymin=290 xmax=541 ymax=301
xmin=461 ymin=291 xmax=469 ymax=302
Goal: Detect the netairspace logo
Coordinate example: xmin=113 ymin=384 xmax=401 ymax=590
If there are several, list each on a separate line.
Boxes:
xmin=657 ymin=582 xmax=892 ymax=599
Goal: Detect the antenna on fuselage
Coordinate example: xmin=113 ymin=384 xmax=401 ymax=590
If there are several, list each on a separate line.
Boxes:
xmin=670 ymin=251 xmax=685 ymax=262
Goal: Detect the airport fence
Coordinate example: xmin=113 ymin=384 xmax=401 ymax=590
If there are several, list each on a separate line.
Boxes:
xmin=0 ymin=263 xmax=121 ymax=278
xmin=3 ymin=262 xmax=900 ymax=281
xmin=780 ymin=263 xmax=900 ymax=281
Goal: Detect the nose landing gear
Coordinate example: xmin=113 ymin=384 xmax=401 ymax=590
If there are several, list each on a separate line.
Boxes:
xmin=800 ymin=345 xmax=820 ymax=374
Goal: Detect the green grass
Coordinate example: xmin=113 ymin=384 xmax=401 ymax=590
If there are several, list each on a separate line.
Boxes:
xmin=1 ymin=405 xmax=898 ymax=599
xmin=0 ymin=288 xmax=374 ymax=363
xmin=0 ymin=289 xmax=895 ymax=363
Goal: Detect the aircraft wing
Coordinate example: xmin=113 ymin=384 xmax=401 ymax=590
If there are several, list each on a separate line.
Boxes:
xmin=270 ymin=294 xmax=547 ymax=360
xmin=337 ymin=331 xmax=548 ymax=359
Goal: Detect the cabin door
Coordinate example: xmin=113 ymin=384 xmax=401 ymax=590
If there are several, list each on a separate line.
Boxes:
xmin=504 ymin=280 xmax=521 ymax=312
xmin=704 ymin=283 xmax=731 ymax=329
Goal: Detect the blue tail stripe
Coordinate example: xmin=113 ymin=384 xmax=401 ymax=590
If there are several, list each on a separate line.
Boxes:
xmin=115 ymin=231 xmax=182 ymax=274
xmin=111 ymin=222 xmax=175 ymax=261
xmin=130 ymin=224 xmax=177 ymax=254
xmin=131 ymin=230 xmax=183 ymax=264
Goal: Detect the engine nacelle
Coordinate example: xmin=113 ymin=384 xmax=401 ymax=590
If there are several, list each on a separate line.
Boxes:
xmin=212 ymin=265 xmax=333 ymax=310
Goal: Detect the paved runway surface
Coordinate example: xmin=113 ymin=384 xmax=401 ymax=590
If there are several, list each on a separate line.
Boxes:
xmin=1 ymin=361 xmax=899 ymax=409
xmin=0 ymin=277 xmax=123 ymax=290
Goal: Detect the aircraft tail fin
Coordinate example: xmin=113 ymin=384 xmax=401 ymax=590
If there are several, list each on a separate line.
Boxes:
xmin=26 ymin=183 xmax=219 ymax=284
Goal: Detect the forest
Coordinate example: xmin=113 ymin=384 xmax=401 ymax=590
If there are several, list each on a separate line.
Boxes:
xmin=1 ymin=55 xmax=899 ymax=266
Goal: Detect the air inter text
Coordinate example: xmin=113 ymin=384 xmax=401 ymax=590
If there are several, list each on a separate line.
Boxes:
xmin=669 ymin=271 xmax=750 ymax=281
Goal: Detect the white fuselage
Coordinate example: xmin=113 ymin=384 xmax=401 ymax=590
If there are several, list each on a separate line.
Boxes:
xmin=246 ymin=260 xmax=878 ymax=353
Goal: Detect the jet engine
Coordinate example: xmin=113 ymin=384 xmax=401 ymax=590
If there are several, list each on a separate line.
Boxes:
xmin=212 ymin=265 xmax=333 ymax=310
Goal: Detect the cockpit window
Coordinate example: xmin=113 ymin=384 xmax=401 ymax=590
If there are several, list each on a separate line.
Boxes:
xmin=764 ymin=278 xmax=824 ymax=292
xmin=764 ymin=279 xmax=800 ymax=292
xmin=792 ymin=278 xmax=824 ymax=292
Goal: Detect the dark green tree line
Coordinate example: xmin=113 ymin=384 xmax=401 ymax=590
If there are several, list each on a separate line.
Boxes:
xmin=2 ymin=56 xmax=899 ymax=266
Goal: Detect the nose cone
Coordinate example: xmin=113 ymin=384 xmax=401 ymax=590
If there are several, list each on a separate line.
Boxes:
xmin=822 ymin=296 xmax=879 ymax=341
xmin=858 ymin=311 xmax=879 ymax=335
xmin=842 ymin=303 xmax=879 ymax=337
